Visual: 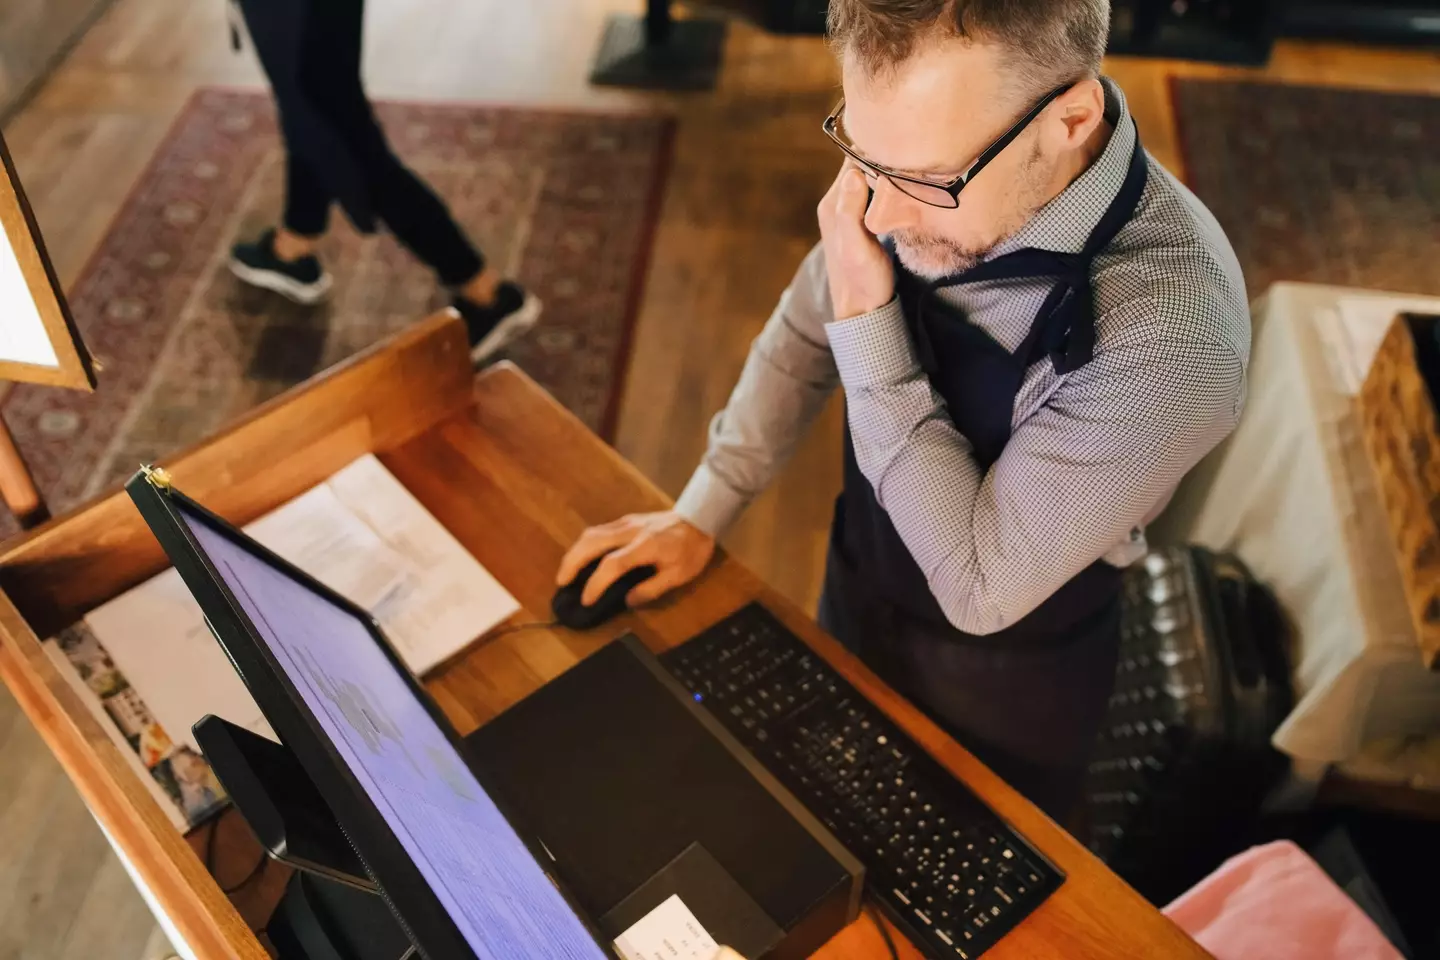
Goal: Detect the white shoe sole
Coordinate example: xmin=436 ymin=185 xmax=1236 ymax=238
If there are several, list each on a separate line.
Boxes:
xmin=228 ymin=257 xmax=333 ymax=305
xmin=470 ymin=293 xmax=543 ymax=365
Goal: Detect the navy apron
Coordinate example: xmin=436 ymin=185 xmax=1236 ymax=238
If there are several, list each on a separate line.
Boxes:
xmin=819 ymin=124 xmax=1148 ymax=822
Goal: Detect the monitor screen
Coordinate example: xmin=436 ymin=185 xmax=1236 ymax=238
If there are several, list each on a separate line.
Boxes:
xmin=177 ymin=503 xmax=610 ymax=960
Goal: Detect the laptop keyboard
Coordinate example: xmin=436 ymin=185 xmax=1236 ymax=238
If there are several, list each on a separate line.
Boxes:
xmin=660 ymin=602 xmax=1063 ymax=959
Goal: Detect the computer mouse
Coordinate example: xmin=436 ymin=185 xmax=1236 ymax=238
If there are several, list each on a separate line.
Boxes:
xmin=551 ymin=554 xmax=658 ymax=630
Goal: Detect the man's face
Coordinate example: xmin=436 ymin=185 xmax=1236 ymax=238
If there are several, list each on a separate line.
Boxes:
xmin=839 ymin=40 xmax=1056 ymax=279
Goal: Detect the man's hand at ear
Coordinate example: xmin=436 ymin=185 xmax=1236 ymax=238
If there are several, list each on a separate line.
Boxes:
xmin=817 ymin=162 xmax=894 ymax=321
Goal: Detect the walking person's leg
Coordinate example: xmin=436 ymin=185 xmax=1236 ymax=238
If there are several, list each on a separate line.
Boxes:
xmin=331 ymin=108 xmax=542 ymax=362
xmin=295 ymin=0 xmax=540 ymax=360
xmin=228 ymin=0 xmax=540 ymax=361
xmin=229 ymin=148 xmax=337 ymax=305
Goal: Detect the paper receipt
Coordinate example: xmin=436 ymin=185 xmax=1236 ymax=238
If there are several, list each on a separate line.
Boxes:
xmin=613 ymin=894 xmax=720 ymax=960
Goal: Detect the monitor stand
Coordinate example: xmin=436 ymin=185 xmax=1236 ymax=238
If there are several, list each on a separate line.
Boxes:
xmin=195 ymin=715 xmax=414 ymax=960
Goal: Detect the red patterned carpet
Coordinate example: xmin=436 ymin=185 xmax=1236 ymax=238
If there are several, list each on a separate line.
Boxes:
xmin=1171 ymin=78 xmax=1439 ymax=299
xmin=1 ymin=90 xmax=673 ymax=534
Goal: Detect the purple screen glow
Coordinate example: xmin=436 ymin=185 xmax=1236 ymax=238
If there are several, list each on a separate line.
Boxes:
xmin=180 ymin=508 xmax=608 ymax=960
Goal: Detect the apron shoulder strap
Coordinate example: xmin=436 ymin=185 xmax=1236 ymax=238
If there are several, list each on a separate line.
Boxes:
xmin=1020 ymin=122 xmax=1150 ymax=374
xmin=883 ymin=121 xmax=1150 ymax=376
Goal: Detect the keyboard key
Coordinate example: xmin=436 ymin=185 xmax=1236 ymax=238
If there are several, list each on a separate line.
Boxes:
xmin=999 ymin=872 xmax=1027 ymax=900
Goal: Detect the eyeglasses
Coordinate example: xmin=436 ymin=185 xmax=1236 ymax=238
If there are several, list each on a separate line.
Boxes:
xmin=822 ymin=83 xmax=1074 ymax=209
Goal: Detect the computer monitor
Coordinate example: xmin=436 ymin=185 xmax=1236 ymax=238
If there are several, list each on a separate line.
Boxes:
xmin=128 ymin=473 xmax=613 ymax=960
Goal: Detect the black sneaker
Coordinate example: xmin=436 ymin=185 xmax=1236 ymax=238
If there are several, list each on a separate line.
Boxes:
xmin=228 ymin=229 xmax=333 ymax=304
xmin=455 ymin=281 xmax=543 ymax=365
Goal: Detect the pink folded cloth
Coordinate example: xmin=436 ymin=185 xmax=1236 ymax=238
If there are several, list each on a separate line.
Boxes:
xmin=1162 ymin=840 xmax=1403 ymax=960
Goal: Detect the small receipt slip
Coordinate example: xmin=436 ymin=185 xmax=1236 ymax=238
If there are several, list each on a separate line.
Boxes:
xmin=613 ymin=895 xmax=720 ymax=960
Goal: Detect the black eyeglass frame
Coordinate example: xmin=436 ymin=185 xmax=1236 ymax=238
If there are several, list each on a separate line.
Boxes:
xmin=822 ymin=83 xmax=1075 ymax=209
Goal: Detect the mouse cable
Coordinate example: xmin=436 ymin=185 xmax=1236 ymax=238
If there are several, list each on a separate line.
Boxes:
xmin=482 ymin=619 xmax=560 ymax=640
xmin=865 ymin=902 xmax=901 ymax=960
xmin=426 ymin=620 xmax=560 ymax=674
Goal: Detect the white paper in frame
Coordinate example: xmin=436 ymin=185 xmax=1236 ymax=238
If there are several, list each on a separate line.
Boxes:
xmin=0 ymin=130 xmax=95 ymax=391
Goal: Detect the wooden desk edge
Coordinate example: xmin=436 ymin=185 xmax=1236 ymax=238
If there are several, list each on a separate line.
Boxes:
xmin=0 ymin=590 xmax=265 ymax=959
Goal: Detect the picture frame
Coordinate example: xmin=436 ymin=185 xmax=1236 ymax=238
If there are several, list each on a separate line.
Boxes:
xmin=0 ymin=128 xmax=95 ymax=392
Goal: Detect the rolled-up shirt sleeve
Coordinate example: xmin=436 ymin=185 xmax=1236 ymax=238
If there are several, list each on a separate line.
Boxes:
xmin=675 ymin=244 xmax=841 ymax=537
xmin=828 ymin=297 xmax=1245 ymax=635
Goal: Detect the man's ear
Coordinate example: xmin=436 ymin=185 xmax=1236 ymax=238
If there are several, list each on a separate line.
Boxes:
xmin=1056 ymin=78 xmax=1106 ymax=146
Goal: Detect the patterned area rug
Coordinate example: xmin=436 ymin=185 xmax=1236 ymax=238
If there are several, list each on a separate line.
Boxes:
xmin=1 ymin=90 xmax=673 ymax=534
xmin=1171 ymin=79 xmax=1439 ymax=299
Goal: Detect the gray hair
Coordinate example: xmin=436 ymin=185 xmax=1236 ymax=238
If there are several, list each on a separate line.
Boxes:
xmin=828 ymin=0 xmax=1111 ymax=99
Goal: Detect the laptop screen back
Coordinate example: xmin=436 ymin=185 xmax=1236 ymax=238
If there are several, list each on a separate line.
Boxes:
xmin=177 ymin=503 xmax=609 ymax=959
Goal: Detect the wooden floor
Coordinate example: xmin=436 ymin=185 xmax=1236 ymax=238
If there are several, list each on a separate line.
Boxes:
xmin=0 ymin=0 xmax=113 ymax=116
xmin=1 ymin=0 xmax=1439 ymax=954
xmin=0 ymin=683 xmax=167 ymax=960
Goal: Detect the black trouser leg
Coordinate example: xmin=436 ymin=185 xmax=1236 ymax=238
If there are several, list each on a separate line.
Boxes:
xmin=363 ymin=142 xmax=485 ymax=286
xmin=282 ymin=148 xmax=334 ymax=238
xmin=294 ymin=0 xmax=485 ymax=286
xmin=308 ymin=94 xmax=484 ymax=285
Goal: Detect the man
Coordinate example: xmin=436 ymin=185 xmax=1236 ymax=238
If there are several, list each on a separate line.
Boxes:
xmin=558 ymin=0 xmax=1249 ymax=821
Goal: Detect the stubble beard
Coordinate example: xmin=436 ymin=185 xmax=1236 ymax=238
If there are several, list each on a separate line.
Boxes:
xmin=889 ymin=143 xmax=1049 ymax=282
xmin=890 ymin=232 xmax=984 ymax=280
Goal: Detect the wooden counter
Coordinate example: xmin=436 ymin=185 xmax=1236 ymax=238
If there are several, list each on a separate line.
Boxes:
xmin=0 ymin=312 xmax=1207 ymax=959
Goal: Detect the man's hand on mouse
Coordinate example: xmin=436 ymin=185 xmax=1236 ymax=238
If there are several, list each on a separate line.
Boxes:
xmin=817 ymin=160 xmax=894 ymax=321
xmin=556 ymin=511 xmax=715 ymax=608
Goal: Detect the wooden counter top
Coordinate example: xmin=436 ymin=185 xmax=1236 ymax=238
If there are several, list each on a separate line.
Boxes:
xmin=0 ymin=313 xmax=1207 ymax=959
